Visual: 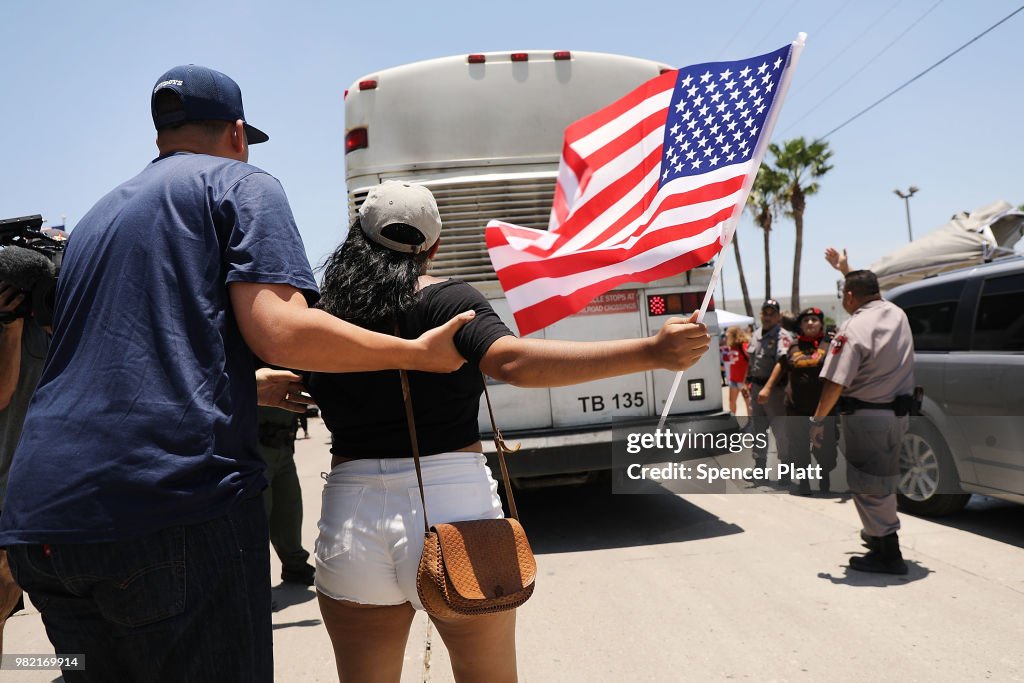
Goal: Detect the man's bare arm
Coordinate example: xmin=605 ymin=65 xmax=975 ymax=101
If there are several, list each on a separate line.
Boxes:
xmin=813 ymin=380 xmax=845 ymax=419
xmin=229 ymin=282 xmax=475 ymax=373
xmin=810 ymin=380 xmax=845 ymax=448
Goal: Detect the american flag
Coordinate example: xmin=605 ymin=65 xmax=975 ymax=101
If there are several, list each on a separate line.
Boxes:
xmin=486 ymin=40 xmax=802 ymax=336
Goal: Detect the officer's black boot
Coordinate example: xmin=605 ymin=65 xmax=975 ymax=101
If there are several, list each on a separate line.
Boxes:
xmin=859 ymin=529 xmax=880 ymax=552
xmin=850 ymin=532 xmax=908 ymax=575
xmin=819 ymin=470 xmax=830 ymax=494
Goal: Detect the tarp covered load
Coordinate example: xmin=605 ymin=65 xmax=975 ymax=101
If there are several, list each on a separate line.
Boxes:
xmin=869 ymin=200 xmax=1024 ymax=289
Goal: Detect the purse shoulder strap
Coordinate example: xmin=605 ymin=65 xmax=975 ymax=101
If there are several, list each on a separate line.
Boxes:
xmin=399 ymin=367 xmax=431 ymax=535
xmin=398 ymin=367 xmax=522 ymax=531
xmin=481 ymin=380 xmax=521 ymax=521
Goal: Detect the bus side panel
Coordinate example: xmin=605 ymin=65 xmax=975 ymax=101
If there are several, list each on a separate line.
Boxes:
xmin=650 ymin=354 xmax=724 ymax=414
xmin=545 ymin=294 xmax=649 ymax=427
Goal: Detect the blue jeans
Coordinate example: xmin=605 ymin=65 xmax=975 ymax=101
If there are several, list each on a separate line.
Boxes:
xmin=8 ymin=495 xmax=273 ymax=682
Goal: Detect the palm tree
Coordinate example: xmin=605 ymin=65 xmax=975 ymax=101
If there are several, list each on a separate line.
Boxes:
xmin=746 ymin=166 xmax=787 ymax=300
xmin=769 ymin=137 xmax=834 ymax=311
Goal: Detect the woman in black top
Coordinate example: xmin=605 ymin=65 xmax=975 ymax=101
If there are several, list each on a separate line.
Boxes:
xmin=309 ymin=181 xmax=711 ymax=683
xmin=759 ymin=307 xmax=838 ymax=495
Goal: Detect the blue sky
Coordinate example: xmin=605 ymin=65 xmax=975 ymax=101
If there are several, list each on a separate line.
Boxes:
xmin=2 ymin=0 xmax=1021 ymax=309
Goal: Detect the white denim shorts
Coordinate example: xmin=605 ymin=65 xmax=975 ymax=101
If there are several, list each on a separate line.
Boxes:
xmin=314 ymin=452 xmax=504 ymax=609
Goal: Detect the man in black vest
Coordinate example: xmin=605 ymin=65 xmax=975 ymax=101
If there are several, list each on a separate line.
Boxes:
xmin=748 ymin=299 xmax=795 ymax=475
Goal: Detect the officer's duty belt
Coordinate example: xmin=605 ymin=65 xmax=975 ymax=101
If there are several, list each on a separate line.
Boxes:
xmin=838 ymin=397 xmax=895 ymax=412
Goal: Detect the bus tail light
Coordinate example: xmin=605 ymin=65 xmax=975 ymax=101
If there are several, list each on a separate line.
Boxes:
xmin=511 ymin=53 xmax=528 ymax=62
xmin=358 ymin=79 xmax=378 ymax=91
xmin=345 ymin=127 xmax=368 ymax=154
xmin=468 ymin=54 xmax=486 ymax=64
xmin=646 ymin=293 xmax=715 ymax=316
xmin=553 ymin=51 xmax=571 ymax=60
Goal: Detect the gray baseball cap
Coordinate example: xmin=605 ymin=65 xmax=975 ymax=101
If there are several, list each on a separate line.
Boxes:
xmin=358 ymin=181 xmax=442 ymax=254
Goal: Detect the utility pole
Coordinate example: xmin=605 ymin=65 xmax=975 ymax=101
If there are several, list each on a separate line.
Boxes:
xmin=893 ymin=186 xmax=919 ymax=241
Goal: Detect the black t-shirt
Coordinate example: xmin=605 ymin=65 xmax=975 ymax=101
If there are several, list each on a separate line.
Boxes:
xmin=307 ymin=280 xmax=514 ymax=458
xmin=780 ymin=335 xmax=832 ymax=415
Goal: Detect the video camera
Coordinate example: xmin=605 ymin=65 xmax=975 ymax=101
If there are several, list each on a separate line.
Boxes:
xmin=0 ymin=214 xmax=67 ymax=326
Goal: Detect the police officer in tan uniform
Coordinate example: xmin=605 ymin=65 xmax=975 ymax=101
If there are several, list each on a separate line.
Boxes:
xmin=748 ymin=299 xmax=795 ymax=475
xmin=810 ymin=270 xmax=914 ymax=574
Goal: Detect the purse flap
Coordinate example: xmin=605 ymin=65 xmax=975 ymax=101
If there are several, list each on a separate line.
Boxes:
xmin=432 ymin=518 xmax=536 ymax=600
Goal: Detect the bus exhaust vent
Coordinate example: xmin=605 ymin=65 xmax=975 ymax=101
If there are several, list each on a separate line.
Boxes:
xmin=349 ymin=176 xmax=556 ymax=284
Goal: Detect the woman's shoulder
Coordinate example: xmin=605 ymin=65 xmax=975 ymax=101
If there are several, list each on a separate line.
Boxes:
xmin=409 ymin=279 xmax=497 ymax=328
xmin=419 ymin=278 xmax=486 ymax=303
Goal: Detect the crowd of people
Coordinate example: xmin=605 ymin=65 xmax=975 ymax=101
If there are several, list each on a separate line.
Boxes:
xmin=716 ymin=246 xmax=914 ymax=572
xmin=718 ymin=292 xmax=839 ymax=495
xmin=0 ymin=64 xmax=916 ymax=682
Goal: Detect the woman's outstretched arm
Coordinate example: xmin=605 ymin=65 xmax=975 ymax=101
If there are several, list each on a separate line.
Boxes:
xmin=478 ymin=312 xmax=711 ymax=388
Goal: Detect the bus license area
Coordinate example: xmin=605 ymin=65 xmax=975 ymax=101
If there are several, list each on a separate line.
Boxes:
xmin=577 ymin=392 xmax=645 ymax=413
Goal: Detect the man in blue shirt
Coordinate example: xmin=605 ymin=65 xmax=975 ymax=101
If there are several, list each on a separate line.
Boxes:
xmin=0 ymin=65 xmax=473 ymax=682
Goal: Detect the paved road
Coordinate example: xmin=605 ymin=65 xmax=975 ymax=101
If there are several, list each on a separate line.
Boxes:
xmin=5 ymin=408 xmax=1023 ymax=682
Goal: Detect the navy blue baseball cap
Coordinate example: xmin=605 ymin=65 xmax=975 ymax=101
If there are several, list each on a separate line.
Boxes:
xmin=151 ymin=65 xmax=269 ymax=144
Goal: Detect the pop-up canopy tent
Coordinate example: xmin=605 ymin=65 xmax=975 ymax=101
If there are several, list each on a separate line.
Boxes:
xmin=869 ymin=200 xmax=1024 ymax=290
xmin=711 ymin=309 xmax=755 ymax=329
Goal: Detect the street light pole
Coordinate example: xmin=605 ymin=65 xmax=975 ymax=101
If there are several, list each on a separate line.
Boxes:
xmin=893 ymin=186 xmax=919 ymax=241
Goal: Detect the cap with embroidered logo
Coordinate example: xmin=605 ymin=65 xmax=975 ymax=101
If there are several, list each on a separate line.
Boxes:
xmin=797 ymin=307 xmax=824 ymax=324
xmin=151 ymin=65 xmax=269 ymax=144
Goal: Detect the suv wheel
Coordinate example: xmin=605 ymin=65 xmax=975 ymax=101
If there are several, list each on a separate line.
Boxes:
xmin=898 ymin=420 xmax=970 ymax=516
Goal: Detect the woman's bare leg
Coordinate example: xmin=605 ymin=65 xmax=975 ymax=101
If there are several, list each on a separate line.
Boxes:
xmin=431 ymin=610 xmax=517 ymax=683
xmin=728 ymin=387 xmax=738 ymax=414
xmin=317 ymin=592 xmax=416 ymax=683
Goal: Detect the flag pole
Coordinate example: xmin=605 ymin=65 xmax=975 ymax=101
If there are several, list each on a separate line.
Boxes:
xmin=658 ymin=32 xmax=806 ymax=430
xmin=657 ymin=221 xmax=735 ymax=429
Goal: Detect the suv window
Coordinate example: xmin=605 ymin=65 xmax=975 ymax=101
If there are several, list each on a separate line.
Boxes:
xmin=895 ymin=280 xmax=966 ymax=352
xmin=972 ymin=273 xmax=1024 ymax=351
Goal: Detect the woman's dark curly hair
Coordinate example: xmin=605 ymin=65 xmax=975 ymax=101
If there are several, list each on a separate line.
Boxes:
xmin=317 ymin=220 xmax=431 ymax=333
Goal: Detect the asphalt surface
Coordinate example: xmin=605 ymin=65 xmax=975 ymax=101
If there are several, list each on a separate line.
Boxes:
xmin=4 ymin=396 xmax=1023 ymax=682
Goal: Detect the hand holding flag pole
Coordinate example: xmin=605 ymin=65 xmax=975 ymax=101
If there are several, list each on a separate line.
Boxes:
xmin=658 ymin=217 xmax=736 ymax=428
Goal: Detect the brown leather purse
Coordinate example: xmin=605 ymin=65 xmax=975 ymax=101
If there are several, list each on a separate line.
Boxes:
xmin=398 ymin=369 xmax=536 ymax=619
